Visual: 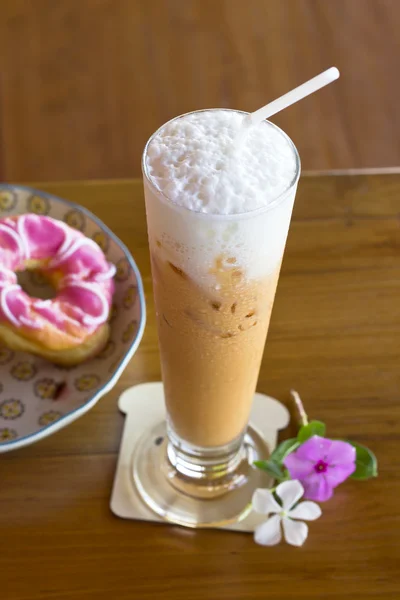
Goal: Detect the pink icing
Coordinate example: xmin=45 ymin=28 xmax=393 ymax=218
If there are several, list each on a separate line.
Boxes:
xmin=0 ymin=214 xmax=115 ymax=336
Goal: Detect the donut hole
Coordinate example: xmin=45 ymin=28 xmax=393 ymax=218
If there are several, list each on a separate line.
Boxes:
xmin=17 ymin=269 xmax=57 ymax=301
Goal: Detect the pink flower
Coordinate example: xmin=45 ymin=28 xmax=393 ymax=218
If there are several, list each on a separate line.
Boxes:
xmin=283 ymin=436 xmax=356 ymax=501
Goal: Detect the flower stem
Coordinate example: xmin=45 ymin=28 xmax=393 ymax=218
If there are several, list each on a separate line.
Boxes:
xmin=291 ymin=389 xmax=308 ymax=426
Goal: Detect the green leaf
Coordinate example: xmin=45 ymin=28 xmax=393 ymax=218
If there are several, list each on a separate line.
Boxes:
xmin=254 ymin=460 xmax=285 ymax=480
xmin=297 ymin=420 xmax=326 ymax=443
xmin=348 ymin=441 xmax=378 ymax=480
xmin=269 ymin=438 xmax=299 ymax=464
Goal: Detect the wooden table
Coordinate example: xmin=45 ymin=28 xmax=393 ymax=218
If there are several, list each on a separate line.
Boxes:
xmin=1 ymin=173 xmax=399 ymax=599
xmin=2 ymin=2 xmax=400 ymax=181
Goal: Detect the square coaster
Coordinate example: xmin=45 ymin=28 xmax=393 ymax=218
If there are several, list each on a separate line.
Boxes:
xmin=110 ymin=382 xmax=289 ymax=532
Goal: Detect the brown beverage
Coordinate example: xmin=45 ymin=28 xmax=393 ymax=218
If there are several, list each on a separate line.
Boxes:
xmin=150 ymin=248 xmax=280 ymax=447
xmin=143 ymin=109 xmax=299 ymax=452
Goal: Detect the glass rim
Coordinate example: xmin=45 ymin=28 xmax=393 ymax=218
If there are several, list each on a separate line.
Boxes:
xmin=142 ymin=108 xmax=301 ymax=222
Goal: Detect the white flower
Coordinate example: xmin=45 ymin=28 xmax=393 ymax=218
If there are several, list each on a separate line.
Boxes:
xmin=252 ymin=480 xmax=322 ymax=547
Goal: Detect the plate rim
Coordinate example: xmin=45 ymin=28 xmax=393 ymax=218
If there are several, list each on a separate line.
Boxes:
xmin=0 ymin=183 xmax=146 ymax=453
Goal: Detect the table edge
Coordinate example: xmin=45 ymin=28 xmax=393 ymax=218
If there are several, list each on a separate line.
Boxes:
xmin=13 ymin=167 xmax=400 ymax=189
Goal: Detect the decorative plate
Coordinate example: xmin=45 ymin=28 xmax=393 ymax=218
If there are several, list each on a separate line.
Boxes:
xmin=0 ymin=184 xmax=146 ymax=452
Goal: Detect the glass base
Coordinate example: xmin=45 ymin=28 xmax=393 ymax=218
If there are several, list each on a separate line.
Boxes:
xmin=131 ymin=421 xmax=270 ymax=528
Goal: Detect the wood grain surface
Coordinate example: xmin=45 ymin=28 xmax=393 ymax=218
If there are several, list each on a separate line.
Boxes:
xmin=0 ymin=0 xmax=400 ymax=181
xmin=1 ymin=173 xmax=399 ymax=599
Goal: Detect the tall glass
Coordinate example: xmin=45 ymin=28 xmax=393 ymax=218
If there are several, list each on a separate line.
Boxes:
xmin=134 ymin=109 xmax=300 ymax=527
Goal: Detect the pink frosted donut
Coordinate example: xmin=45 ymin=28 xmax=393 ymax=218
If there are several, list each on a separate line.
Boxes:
xmin=0 ymin=214 xmax=115 ymax=365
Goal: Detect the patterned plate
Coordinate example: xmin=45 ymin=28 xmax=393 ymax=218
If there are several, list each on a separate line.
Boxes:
xmin=0 ymin=184 xmax=146 ymax=452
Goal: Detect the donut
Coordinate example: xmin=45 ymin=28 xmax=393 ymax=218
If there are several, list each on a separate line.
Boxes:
xmin=0 ymin=214 xmax=115 ymax=365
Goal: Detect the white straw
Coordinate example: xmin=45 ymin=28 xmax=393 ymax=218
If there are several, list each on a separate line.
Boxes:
xmin=248 ymin=67 xmax=340 ymax=125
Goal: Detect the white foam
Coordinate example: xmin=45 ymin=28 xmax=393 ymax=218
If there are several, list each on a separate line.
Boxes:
xmin=145 ymin=110 xmax=297 ymax=215
xmin=143 ymin=109 xmax=299 ymax=283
